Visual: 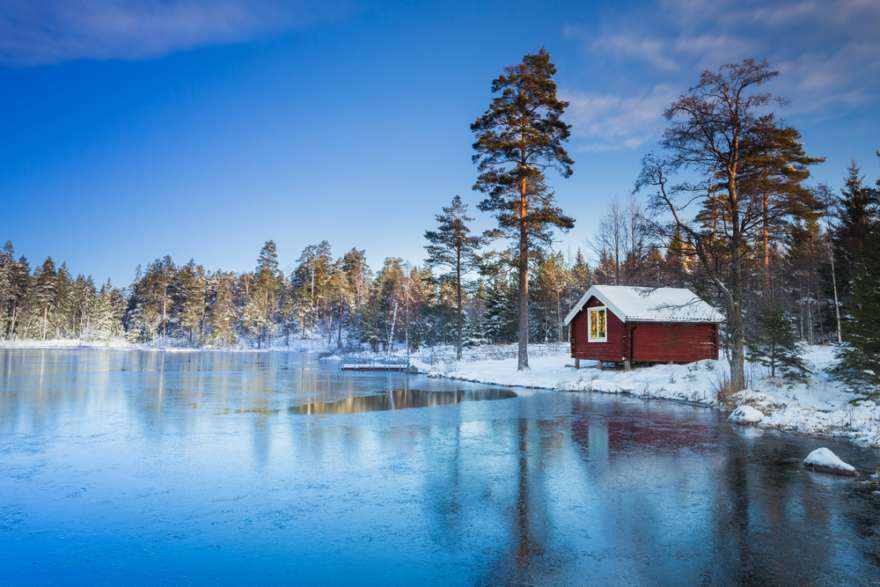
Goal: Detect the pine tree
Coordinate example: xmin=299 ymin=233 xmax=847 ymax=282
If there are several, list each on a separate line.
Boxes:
xmin=177 ymin=260 xmax=207 ymax=345
xmin=424 ymin=195 xmax=484 ymax=359
xmin=243 ymin=241 xmax=282 ymax=348
xmin=532 ymin=251 xmax=570 ymax=343
xmin=471 ymin=48 xmax=575 ymax=370
xmin=0 ymin=242 xmax=14 ymax=337
xmin=570 ymin=249 xmax=591 ymax=291
xmin=125 ymin=258 xmax=176 ymax=342
xmin=92 ymin=279 xmax=117 ymax=340
xmin=663 ymin=226 xmax=693 ymax=286
xmin=155 ymin=256 xmax=176 ymax=340
xmin=785 ymin=214 xmax=829 ymax=344
xmin=482 ymin=274 xmax=517 ymax=344
xmin=27 ymin=257 xmax=57 ymax=340
xmin=207 ymin=272 xmax=238 ymax=346
xmin=8 ymin=255 xmax=32 ymax=339
xmin=747 ymin=301 xmax=808 ymax=379
xmin=290 ymin=241 xmax=334 ymax=337
xmin=362 ymin=258 xmax=406 ymax=352
xmin=740 ymin=123 xmax=823 ymax=293
xmin=340 ymin=248 xmax=371 ymax=344
xmin=837 ymin=227 xmax=880 ymax=387
xmin=833 ymin=163 xmax=879 ymax=302
xmin=72 ymin=275 xmax=97 ymax=339
xmin=325 ymin=260 xmax=351 ymax=348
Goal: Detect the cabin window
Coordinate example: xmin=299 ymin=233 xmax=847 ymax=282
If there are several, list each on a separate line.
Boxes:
xmin=588 ymin=307 xmax=607 ymax=342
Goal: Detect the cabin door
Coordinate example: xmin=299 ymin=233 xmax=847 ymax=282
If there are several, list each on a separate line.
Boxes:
xmin=630 ymin=325 xmax=649 ymax=363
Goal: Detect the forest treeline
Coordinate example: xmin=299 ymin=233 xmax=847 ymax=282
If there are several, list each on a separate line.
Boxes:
xmin=1 ymin=53 xmax=878 ymax=389
xmin=0 ymin=157 xmax=876 ymax=361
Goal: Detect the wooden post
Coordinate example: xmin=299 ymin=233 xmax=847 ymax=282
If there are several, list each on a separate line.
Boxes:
xmin=624 ymin=359 xmax=631 ymax=371
xmin=574 ymin=358 xmax=580 ymax=369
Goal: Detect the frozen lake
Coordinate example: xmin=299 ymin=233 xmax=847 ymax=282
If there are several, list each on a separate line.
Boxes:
xmin=1 ymin=349 xmax=878 ymax=585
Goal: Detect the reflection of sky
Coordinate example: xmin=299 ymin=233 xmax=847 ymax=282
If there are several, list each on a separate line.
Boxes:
xmin=0 ymin=350 xmax=878 ymax=584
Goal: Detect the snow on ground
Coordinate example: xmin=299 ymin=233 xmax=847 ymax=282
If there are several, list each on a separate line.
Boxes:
xmin=803 ymin=447 xmax=858 ymax=475
xmin=412 ymin=353 xmax=719 ymax=405
xmin=403 ymin=343 xmax=879 ymax=448
xmin=731 ymin=346 xmax=879 ymax=448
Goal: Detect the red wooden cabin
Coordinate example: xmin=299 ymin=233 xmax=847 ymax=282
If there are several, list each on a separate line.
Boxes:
xmin=563 ymin=285 xmax=723 ymax=369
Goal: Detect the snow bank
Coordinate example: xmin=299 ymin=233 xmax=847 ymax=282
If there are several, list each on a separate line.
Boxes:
xmin=728 ymin=405 xmax=764 ymax=424
xmin=730 ymin=347 xmax=880 ymax=448
xmin=412 ymin=352 xmax=720 ymax=405
xmin=803 ymin=447 xmax=858 ymax=476
xmin=405 ymin=343 xmax=880 ymax=448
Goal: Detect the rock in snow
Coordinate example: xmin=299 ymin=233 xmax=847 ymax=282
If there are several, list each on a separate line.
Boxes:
xmin=803 ymin=447 xmax=858 ymax=476
xmin=728 ymin=405 xmax=764 ymax=424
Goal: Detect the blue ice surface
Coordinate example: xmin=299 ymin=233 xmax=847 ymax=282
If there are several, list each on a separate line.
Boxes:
xmin=0 ymin=349 xmax=878 ymax=586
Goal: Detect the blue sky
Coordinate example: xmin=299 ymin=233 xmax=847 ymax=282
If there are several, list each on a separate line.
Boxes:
xmin=1 ymin=0 xmax=878 ymax=285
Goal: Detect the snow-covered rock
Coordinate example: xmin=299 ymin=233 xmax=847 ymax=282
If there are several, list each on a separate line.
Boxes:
xmin=728 ymin=405 xmax=764 ymax=424
xmin=803 ymin=447 xmax=858 ymax=476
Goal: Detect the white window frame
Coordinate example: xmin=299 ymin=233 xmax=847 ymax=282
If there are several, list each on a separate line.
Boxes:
xmin=587 ymin=306 xmax=608 ymax=343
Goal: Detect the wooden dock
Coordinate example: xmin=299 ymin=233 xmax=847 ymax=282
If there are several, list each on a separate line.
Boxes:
xmin=340 ymin=363 xmax=415 ymax=372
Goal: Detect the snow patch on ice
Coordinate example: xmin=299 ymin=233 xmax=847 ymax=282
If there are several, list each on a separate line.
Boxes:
xmin=729 ymin=405 xmax=764 ymax=424
xmin=803 ymin=447 xmax=857 ymax=475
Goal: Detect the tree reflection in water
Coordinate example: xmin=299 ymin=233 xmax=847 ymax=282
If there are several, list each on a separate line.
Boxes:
xmin=289 ymin=389 xmax=516 ymax=415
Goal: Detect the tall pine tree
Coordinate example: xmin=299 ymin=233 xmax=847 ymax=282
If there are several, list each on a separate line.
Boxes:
xmin=471 ymin=48 xmax=574 ymax=369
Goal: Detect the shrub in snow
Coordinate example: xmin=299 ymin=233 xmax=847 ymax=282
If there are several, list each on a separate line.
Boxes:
xmin=728 ymin=405 xmax=764 ymax=425
xmin=803 ymin=447 xmax=858 ymax=476
xmin=746 ymin=302 xmax=809 ymax=380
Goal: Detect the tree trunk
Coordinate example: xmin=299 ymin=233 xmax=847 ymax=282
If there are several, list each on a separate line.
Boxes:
xmin=161 ymin=285 xmax=167 ymax=340
xmin=518 ymin=177 xmax=529 ymax=370
xmin=727 ymin=171 xmax=746 ymax=392
xmin=556 ymin=289 xmax=562 ymax=343
xmin=456 ymin=245 xmax=463 ymax=361
xmin=9 ymin=302 xmax=17 ymax=340
xmin=829 ymin=240 xmax=843 ymax=344
xmin=387 ymin=299 xmax=398 ymax=355
xmin=337 ymin=306 xmax=343 ymax=349
xmin=762 ymin=191 xmax=770 ymax=293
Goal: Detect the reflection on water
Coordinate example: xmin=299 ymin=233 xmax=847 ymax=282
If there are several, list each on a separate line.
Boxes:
xmin=289 ymin=388 xmax=517 ymax=414
xmin=0 ymin=349 xmax=878 ymax=586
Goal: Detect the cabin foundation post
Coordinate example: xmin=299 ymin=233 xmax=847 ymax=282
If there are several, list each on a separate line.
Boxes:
xmin=624 ymin=359 xmax=632 ymax=371
xmin=574 ymin=358 xmax=580 ymax=369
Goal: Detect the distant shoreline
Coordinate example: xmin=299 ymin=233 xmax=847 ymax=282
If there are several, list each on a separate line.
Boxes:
xmin=0 ymin=338 xmax=328 ymax=353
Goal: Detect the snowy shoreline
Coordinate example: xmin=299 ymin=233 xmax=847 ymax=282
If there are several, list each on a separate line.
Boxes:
xmin=407 ymin=344 xmax=880 ymax=449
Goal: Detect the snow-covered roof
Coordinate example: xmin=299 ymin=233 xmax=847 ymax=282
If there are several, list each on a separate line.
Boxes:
xmin=563 ymin=285 xmax=724 ymax=325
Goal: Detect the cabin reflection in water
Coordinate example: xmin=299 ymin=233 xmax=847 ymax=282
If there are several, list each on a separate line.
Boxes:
xmin=290 ymin=388 xmax=517 ymax=415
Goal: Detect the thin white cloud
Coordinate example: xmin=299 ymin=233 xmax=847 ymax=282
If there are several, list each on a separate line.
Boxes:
xmin=0 ymin=0 xmax=347 ymax=66
xmin=584 ymin=30 xmax=751 ymax=73
xmin=590 ymin=34 xmax=679 ymax=72
xmin=566 ymin=0 xmax=880 ymax=134
xmin=563 ymin=85 xmax=676 ymax=151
